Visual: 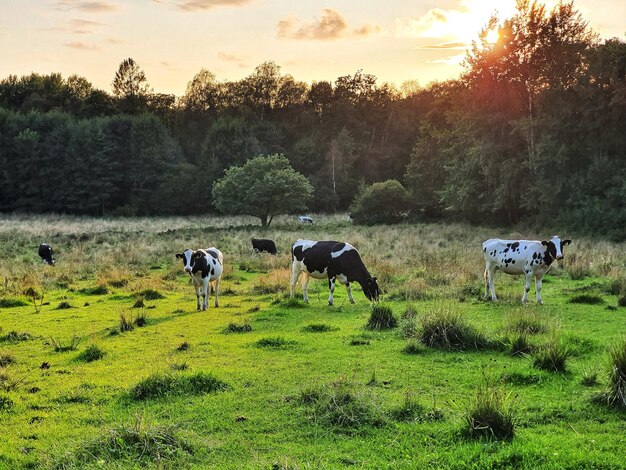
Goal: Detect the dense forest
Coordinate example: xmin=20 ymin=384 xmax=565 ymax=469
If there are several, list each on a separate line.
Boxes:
xmin=0 ymin=1 xmax=624 ymax=238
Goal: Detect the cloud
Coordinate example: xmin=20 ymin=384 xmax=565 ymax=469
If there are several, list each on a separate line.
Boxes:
xmin=42 ymin=17 xmax=107 ymax=35
xmin=217 ymin=52 xmax=249 ymax=68
xmin=420 ymin=41 xmax=470 ymax=50
xmin=53 ymin=1 xmax=120 ymax=13
xmin=63 ymin=41 xmax=100 ymax=50
xmin=277 ymin=9 xmax=379 ymax=40
xmin=177 ymin=0 xmax=253 ymax=11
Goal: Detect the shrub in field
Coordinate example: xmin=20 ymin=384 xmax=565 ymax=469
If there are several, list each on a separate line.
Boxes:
xmin=0 ymin=298 xmax=28 ymax=308
xmin=420 ymin=306 xmax=490 ymax=350
xmin=349 ymin=179 xmax=410 ymax=225
xmin=54 ymin=415 xmax=193 ymax=466
xmin=254 ymin=336 xmax=298 ymax=349
xmin=302 ymin=324 xmax=336 ymax=333
xmin=138 ymin=289 xmax=165 ymax=300
xmin=461 ymin=379 xmax=517 ymax=441
xmin=77 ymin=345 xmax=105 ymax=362
xmin=399 ymin=316 xmax=419 ymax=339
xmin=594 ymin=340 xmax=626 ymax=408
xmin=119 ymin=311 xmax=135 ymax=332
xmin=279 ymin=297 xmax=307 ymax=308
xmin=176 ymin=342 xmax=190 ymax=351
xmin=606 ymin=277 xmax=626 ymax=296
xmin=0 ymin=370 xmax=18 ymax=392
xmin=298 ymin=380 xmax=385 ymax=432
xmin=580 ymin=368 xmax=598 ymax=386
xmin=532 ymin=339 xmax=574 ymax=372
xmin=389 ymin=392 xmax=425 ymax=422
xmin=223 ymin=322 xmax=253 ymax=333
xmin=619 ymin=295 xmax=626 ymax=308
xmin=130 ymin=372 xmax=228 ymax=400
xmin=51 ymin=335 xmax=82 ymax=352
xmin=366 ymin=304 xmax=397 ymax=330
xmin=569 ymin=294 xmax=604 ymax=305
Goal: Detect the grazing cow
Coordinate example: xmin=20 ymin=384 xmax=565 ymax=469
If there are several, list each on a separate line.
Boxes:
xmin=251 ymin=238 xmax=277 ymax=255
xmin=482 ymin=235 xmax=572 ymax=305
xmin=175 ymin=247 xmax=223 ymax=311
xmin=38 ymin=243 xmax=55 ymax=265
xmin=290 ymin=239 xmax=380 ymax=306
xmin=298 ymin=216 xmax=314 ymax=224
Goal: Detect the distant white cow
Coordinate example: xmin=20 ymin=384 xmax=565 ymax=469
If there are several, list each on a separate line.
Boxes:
xmin=482 ymin=235 xmax=571 ymax=304
xmin=175 ymin=247 xmax=223 ymax=311
xmin=298 ymin=216 xmax=314 ymax=224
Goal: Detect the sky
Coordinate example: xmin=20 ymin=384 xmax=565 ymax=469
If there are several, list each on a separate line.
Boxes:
xmin=1 ymin=0 xmax=624 ymax=96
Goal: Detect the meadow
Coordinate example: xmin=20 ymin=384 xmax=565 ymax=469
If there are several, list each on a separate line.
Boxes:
xmin=1 ymin=213 xmax=625 ymax=469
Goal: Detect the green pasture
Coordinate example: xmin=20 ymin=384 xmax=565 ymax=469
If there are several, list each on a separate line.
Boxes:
xmin=0 ymin=214 xmax=625 ymax=469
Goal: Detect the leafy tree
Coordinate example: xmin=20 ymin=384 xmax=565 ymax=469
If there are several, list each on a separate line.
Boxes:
xmin=349 ymin=180 xmax=410 ymax=225
xmin=212 ymin=154 xmax=313 ymax=227
xmin=111 ymin=58 xmax=151 ymax=114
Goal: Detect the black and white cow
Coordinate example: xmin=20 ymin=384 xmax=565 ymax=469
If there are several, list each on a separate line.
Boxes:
xmin=482 ymin=235 xmax=572 ymax=305
xmin=252 ymin=238 xmax=277 ymax=255
xmin=38 ymin=243 xmax=55 ymax=265
xmin=176 ymin=247 xmax=223 ymax=311
xmin=298 ymin=216 xmax=314 ymax=224
xmin=290 ymin=239 xmax=379 ymax=306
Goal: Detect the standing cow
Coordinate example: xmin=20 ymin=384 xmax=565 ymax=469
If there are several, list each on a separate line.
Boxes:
xmin=482 ymin=235 xmax=571 ymax=304
xmin=38 ymin=243 xmax=55 ymax=265
xmin=251 ymin=238 xmax=277 ymax=255
xmin=290 ymin=239 xmax=380 ymax=305
xmin=176 ymin=247 xmax=223 ymax=311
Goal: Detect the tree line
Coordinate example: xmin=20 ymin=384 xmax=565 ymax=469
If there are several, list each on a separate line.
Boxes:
xmin=0 ymin=1 xmax=624 ymax=238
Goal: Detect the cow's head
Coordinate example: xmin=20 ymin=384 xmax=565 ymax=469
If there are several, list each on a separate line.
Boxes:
xmin=541 ymin=236 xmax=571 ymax=261
xmin=364 ymin=277 xmax=380 ymax=302
xmin=175 ymin=248 xmax=195 ymax=273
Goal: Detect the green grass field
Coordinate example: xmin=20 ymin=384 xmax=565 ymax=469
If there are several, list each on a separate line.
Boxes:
xmin=1 ymin=214 xmax=625 ymax=469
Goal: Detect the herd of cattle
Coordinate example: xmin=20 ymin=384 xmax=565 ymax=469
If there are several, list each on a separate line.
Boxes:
xmin=38 ymin=232 xmax=572 ymax=309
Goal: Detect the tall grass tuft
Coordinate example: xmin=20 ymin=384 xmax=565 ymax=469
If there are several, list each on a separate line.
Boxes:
xmin=0 ymin=352 xmax=15 ymax=367
xmin=506 ymin=310 xmax=548 ymax=335
xmin=595 ymin=339 xmax=626 ymax=408
xmin=51 ymin=335 xmax=82 ymax=352
xmin=77 ymin=345 xmax=105 ymax=362
xmin=366 ymin=304 xmax=397 ymax=330
xmin=461 ymin=376 xmax=517 ymax=441
xmin=569 ymin=294 xmax=604 ymax=305
xmin=532 ymin=338 xmax=574 ymax=373
xmin=254 ymin=336 xmax=298 ymax=349
xmin=130 ymin=372 xmax=228 ymax=400
xmin=223 ymin=322 xmax=253 ymax=333
xmin=53 ymin=414 xmax=193 ymax=467
xmin=420 ymin=305 xmax=490 ymax=350
xmin=298 ymin=379 xmax=385 ymax=433
xmin=507 ymin=334 xmax=533 ymax=357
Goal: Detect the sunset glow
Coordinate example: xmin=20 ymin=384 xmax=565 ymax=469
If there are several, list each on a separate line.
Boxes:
xmin=0 ymin=0 xmax=623 ymax=95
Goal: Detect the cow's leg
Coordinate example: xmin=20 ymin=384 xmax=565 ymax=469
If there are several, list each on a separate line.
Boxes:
xmin=487 ymin=265 xmax=498 ymax=301
xmin=290 ymin=263 xmax=301 ymax=298
xmin=202 ymin=277 xmax=209 ymax=311
xmin=535 ymin=275 xmax=544 ymax=305
xmin=522 ymin=272 xmax=532 ymax=304
xmin=213 ymin=278 xmax=220 ymax=308
xmin=301 ymin=273 xmax=310 ymax=303
xmin=328 ymin=277 xmax=336 ymax=306
xmin=483 ymin=266 xmax=490 ymax=299
xmin=346 ymin=282 xmax=355 ymax=304
xmin=194 ymin=281 xmax=202 ymax=311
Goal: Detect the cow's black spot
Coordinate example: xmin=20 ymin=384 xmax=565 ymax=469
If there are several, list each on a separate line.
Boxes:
xmin=510 ymin=242 xmax=519 ymax=250
xmin=506 ymin=243 xmax=511 ymax=248
xmin=292 ymin=245 xmax=305 ymax=261
xmin=207 ymin=249 xmax=219 ymax=259
xmin=512 ymin=260 xmax=516 ymax=264
xmin=504 ymin=248 xmax=509 ymax=253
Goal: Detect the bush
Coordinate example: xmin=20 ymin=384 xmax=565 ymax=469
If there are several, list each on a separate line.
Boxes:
xmin=507 ymin=334 xmax=533 ymax=357
xmin=78 ymin=285 xmax=109 ymax=295
xmin=349 ymin=179 xmax=410 ymax=225
xmin=462 ymin=379 xmax=517 ymax=441
xmin=130 ymin=372 xmax=228 ymax=400
xmin=420 ymin=306 xmax=490 ymax=350
xmin=0 ymin=298 xmax=28 ymax=308
xmin=302 ymin=324 xmax=335 ymax=333
xmin=138 ymin=289 xmax=165 ymax=300
xmin=254 ymin=336 xmax=298 ymax=349
xmin=366 ymin=304 xmax=397 ymax=330
xmin=77 ymin=345 xmax=105 ymax=362
xmin=55 ymin=301 xmax=74 ymax=310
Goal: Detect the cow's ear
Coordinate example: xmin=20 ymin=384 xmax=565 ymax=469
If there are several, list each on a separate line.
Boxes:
xmin=541 ymin=241 xmax=549 ymax=246
xmin=193 ymin=251 xmax=204 ymax=259
xmin=563 ymin=239 xmax=572 ymax=245
xmin=175 ymin=253 xmax=183 ymax=259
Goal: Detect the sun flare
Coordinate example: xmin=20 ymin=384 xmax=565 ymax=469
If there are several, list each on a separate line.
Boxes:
xmin=485 ymin=29 xmax=499 ymax=44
